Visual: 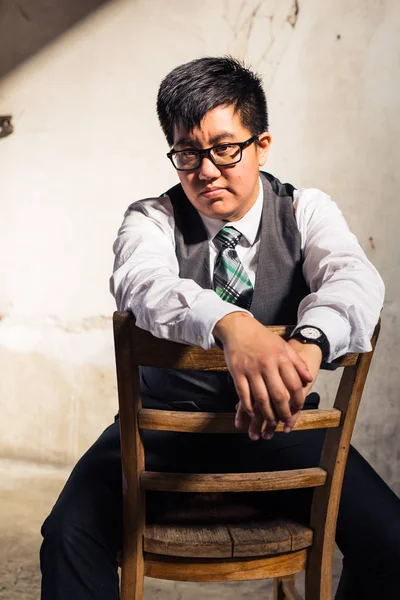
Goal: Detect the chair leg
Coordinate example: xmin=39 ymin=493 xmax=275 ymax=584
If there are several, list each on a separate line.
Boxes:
xmin=305 ymin=544 xmax=333 ymax=600
xmin=274 ymin=575 xmax=302 ymax=600
xmin=274 ymin=577 xmax=286 ymax=600
xmin=120 ymin=549 xmax=145 ymax=600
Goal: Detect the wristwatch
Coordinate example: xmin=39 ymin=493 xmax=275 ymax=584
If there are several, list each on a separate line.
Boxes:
xmin=291 ymin=326 xmax=330 ymax=362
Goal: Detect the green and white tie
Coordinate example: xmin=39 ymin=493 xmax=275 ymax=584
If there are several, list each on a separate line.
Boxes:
xmin=213 ymin=226 xmax=253 ymax=310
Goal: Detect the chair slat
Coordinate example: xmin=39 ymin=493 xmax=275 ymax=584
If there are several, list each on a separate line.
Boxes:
xmin=141 ymin=467 xmax=327 ymax=493
xmin=130 ymin=336 xmax=357 ymax=370
xmin=138 ymin=408 xmax=341 ymax=433
xmin=143 ymin=550 xmax=308 ymax=581
xmin=113 ymin=313 xmax=358 ymax=369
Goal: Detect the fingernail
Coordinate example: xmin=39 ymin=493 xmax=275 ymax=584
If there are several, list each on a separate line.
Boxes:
xmin=283 ymin=425 xmax=292 ymax=433
xmin=262 ymin=431 xmax=273 ymax=440
xmin=249 ymin=432 xmax=259 ymax=441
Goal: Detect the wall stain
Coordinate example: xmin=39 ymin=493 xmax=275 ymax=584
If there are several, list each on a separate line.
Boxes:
xmin=287 ymin=0 xmax=299 ymax=28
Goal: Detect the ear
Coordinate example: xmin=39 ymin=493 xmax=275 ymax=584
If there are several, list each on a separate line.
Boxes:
xmin=257 ymin=132 xmax=272 ymax=167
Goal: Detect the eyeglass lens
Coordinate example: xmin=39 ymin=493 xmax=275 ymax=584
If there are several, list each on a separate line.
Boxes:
xmin=173 ymin=143 xmax=242 ymax=170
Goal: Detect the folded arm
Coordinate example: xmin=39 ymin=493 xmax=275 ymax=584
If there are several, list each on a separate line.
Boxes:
xmin=295 ymin=188 xmax=384 ymax=361
xmin=215 ymin=189 xmax=384 ymax=438
xmin=110 ymin=196 xmax=248 ymax=348
xmin=111 ymin=190 xmax=384 ymax=439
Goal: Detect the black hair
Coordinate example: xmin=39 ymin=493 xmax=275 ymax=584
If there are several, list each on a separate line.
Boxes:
xmin=157 ymin=56 xmax=268 ymax=146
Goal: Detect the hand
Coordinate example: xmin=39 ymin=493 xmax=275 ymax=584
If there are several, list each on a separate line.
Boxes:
xmin=234 ymin=336 xmax=322 ymax=440
xmin=212 ymin=313 xmax=316 ymax=440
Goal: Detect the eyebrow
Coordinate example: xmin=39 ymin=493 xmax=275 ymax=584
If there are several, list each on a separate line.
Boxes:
xmin=173 ymin=131 xmax=237 ymax=149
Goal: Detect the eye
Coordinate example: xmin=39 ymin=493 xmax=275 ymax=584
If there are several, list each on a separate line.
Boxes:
xmin=213 ymin=144 xmax=240 ymax=158
xmin=214 ymin=144 xmax=234 ymax=154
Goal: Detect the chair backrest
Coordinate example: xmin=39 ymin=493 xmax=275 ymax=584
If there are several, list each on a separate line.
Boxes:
xmin=113 ymin=311 xmax=380 ymax=597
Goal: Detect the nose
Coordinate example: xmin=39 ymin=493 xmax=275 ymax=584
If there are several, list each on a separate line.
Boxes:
xmin=198 ymin=156 xmax=221 ymax=180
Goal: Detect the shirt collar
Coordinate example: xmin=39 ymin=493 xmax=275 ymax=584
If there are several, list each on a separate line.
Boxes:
xmin=199 ymin=176 xmax=264 ymax=245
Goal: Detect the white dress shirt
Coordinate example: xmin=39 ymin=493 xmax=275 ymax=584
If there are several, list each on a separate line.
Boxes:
xmin=110 ymin=178 xmax=384 ymax=362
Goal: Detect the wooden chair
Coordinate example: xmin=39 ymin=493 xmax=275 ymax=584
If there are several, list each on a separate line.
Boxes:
xmin=113 ymin=311 xmax=380 ymax=600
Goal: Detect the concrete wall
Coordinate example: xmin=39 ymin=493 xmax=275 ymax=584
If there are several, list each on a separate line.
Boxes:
xmin=0 ymin=0 xmax=399 ymax=492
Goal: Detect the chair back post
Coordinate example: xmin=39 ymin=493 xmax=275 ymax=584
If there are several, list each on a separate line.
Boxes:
xmin=113 ymin=312 xmax=146 ymax=600
xmin=306 ymin=322 xmax=381 ymax=600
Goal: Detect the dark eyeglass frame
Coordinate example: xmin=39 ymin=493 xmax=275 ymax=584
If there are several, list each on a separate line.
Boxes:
xmin=167 ymin=135 xmax=259 ymax=171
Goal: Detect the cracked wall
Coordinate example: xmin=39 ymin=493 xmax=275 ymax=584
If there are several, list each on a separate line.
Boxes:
xmin=0 ymin=0 xmax=399 ymax=493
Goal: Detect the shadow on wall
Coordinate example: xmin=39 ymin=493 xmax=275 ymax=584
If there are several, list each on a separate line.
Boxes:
xmin=0 ymin=0 xmax=111 ymax=79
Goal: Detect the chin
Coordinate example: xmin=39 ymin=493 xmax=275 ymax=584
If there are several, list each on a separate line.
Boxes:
xmin=208 ymin=199 xmax=234 ymax=218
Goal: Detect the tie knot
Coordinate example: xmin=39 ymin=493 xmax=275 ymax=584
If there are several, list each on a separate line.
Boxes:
xmin=215 ymin=226 xmax=242 ymax=249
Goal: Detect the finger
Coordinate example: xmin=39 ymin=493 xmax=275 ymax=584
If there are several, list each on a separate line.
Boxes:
xmin=286 ymin=346 xmax=313 ymax=383
xmin=260 ymin=371 xmax=292 ymax=424
xmin=235 ymin=401 xmax=250 ymax=431
xmin=232 ymin=375 xmax=254 ymax=417
xmin=283 ymin=409 xmax=301 ymax=433
xmin=279 ymin=362 xmax=306 ymax=415
xmin=248 ymin=375 xmax=277 ymax=426
xmin=262 ymin=422 xmax=277 ymax=440
xmin=247 ymin=409 xmax=265 ymax=441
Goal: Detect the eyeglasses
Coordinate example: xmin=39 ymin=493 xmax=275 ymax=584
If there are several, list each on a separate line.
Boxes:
xmin=167 ymin=135 xmax=259 ymax=171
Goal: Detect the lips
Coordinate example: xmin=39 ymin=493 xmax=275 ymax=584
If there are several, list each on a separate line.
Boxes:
xmin=201 ymin=187 xmax=225 ymax=198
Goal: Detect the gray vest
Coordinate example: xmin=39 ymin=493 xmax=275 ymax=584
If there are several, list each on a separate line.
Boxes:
xmin=140 ymin=172 xmax=309 ymax=410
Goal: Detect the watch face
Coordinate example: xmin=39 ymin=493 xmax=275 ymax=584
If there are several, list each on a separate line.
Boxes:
xmin=300 ymin=327 xmax=322 ymax=341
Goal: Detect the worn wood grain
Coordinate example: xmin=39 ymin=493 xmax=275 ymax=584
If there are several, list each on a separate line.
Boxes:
xmin=305 ymin=321 xmax=381 ymax=600
xmin=228 ymin=521 xmax=292 ymax=557
xmin=138 ymin=408 xmax=342 ymax=433
xmin=228 ymin=519 xmax=312 ymax=558
xmin=144 ymin=550 xmax=307 ymax=581
xmin=113 ymin=312 xmax=358 ymax=370
xmin=144 ymin=519 xmax=313 ymax=559
xmin=141 ymin=467 xmax=326 ymax=493
xmin=113 ymin=314 xmax=146 ymax=600
xmin=281 ymin=519 xmax=314 ymax=551
xmin=144 ymin=523 xmax=232 ymax=558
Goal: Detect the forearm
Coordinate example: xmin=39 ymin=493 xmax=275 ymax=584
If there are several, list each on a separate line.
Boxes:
xmin=114 ymin=264 xmax=248 ymax=348
xmin=110 ymin=199 xmax=249 ymax=348
xmin=296 ymin=189 xmax=384 ymax=361
xmin=297 ymin=268 xmax=384 ymax=361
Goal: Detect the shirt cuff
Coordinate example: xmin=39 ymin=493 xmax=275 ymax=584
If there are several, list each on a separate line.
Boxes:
xmin=183 ymin=290 xmax=252 ymax=349
xmin=295 ymin=306 xmax=351 ymax=362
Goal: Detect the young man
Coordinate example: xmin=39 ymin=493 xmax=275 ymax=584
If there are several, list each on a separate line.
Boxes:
xmin=40 ymin=57 xmax=399 ymax=599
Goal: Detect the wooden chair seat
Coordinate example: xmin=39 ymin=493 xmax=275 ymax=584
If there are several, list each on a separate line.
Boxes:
xmin=145 ymin=517 xmax=313 ymax=558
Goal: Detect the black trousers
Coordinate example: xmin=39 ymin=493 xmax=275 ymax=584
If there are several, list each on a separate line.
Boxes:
xmin=40 ymin=395 xmax=400 ymax=599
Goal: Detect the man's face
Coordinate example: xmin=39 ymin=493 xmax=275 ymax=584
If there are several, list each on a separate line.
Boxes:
xmin=172 ymin=105 xmax=271 ymax=222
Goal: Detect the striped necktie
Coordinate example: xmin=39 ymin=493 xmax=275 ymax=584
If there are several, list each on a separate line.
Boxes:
xmin=213 ymin=226 xmax=253 ymax=310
